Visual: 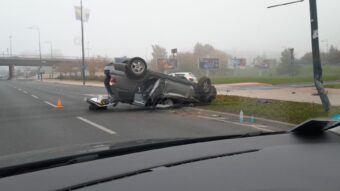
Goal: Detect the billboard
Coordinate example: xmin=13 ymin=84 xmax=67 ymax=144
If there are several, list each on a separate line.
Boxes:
xmin=157 ymin=58 xmax=178 ymax=70
xmin=199 ymin=58 xmax=219 ymax=69
xmin=229 ymin=58 xmax=246 ymax=69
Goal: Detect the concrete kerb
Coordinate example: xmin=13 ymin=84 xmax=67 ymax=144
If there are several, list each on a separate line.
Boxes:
xmin=186 ymin=107 xmax=296 ymax=127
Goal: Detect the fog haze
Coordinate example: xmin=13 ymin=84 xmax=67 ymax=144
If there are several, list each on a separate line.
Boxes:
xmin=0 ymin=0 xmax=339 ymax=59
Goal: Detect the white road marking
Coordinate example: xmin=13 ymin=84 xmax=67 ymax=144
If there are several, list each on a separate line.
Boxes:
xmin=44 ymin=101 xmax=57 ymax=108
xmin=31 ymin=95 xmax=39 ymax=99
xmin=76 ymin=116 xmax=116 ymax=135
xmin=18 ymin=88 xmax=22 ymax=91
xmin=23 ymin=91 xmax=28 ymax=94
xmin=198 ymin=115 xmax=274 ymax=132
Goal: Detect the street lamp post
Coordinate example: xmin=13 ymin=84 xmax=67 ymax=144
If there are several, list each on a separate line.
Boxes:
xmin=29 ymin=25 xmax=42 ymax=80
xmin=80 ymin=0 xmax=86 ymax=85
xmin=9 ymin=35 xmax=12 ymax=57
xmin=45 ymin=41 xmax=53 ymax=58
xmin=45 ymin=41 xmax=54 ymax=79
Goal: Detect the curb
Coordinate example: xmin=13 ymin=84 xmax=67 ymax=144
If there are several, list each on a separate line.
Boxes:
xmin=187 ymin=107 xmax=296 ymax=127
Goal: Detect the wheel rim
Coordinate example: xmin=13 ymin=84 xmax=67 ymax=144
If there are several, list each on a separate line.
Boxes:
xmin=202 ymin=80 xmax=210 ymax=92
xmin=131 ymin=60 xmax=145 ymax=74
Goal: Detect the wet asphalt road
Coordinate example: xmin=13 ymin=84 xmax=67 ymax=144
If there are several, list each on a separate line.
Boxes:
xmin=0 ymin=80 xmax=292 ymax=157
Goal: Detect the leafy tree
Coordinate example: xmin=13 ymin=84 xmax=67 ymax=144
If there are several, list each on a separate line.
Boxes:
xmin=151 ymin=45 xmax=168 ymax=63
xmin=298 ymin=52 xmax=313 ymax=65
xmin=193 ymin=43 xmax=215 ymax=58
xmin=193 ymin=42 xmax=230 ymax=68
xmin=150 ymin=44 xmax=168 ymax=72
xmin=327 ymin=45 xmax=340 ymax=65
xmin=277 ymin=49 xmax=301 ymax=76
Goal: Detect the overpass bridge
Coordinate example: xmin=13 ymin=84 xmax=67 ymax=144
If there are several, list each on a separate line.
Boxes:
xmin=0 ymin=56 xmax=109 ymax=80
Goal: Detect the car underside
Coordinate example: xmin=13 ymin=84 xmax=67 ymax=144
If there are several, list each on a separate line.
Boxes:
xmin=87 ymin=57 xmax=217 ymax=110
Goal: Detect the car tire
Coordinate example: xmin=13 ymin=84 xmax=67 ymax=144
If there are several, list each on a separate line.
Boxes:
xmin=201 ymin=86 xmax=217 ymax=103
xmin=198 ymin=77 xmax=212 ymax=94
xmin=125 ymin=57 xmax=147 ymax=79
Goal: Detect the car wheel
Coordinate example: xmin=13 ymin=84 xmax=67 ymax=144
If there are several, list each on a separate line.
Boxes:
xmin=202 ymin=86 xmax=217 ymax=103
xmin=198 ymin=77 xmax=212 ymax=94
xmin=125 ymin=57 xmax=147 ymax=79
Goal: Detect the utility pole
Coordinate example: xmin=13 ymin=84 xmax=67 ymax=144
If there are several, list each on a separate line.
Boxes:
xmin=80 ymin=0 xmax=86 ymax=85
xmin=28 ymin=25 xmax=42 ymax=80
xmin=268 ymin=0 xmax=330 ymax=111
xmin=9 ymin=35 xmax=12 ymax=57
xmin=309 ymin=0 xmax=330 ymax=111
xmin=289 ymin=48 xmax=294 ymax=65
xmin=45 ymin=41 xmax=53 ymax=58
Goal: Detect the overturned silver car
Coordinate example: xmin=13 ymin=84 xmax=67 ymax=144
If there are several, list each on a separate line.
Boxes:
xmin=87 ymin=57 xmax=216 ymax=110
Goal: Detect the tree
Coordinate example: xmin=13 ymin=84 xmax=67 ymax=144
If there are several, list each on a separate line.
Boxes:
xmin=150 ymin=44 xmax=168 ymax=72
xmin=327 ymin=45 xmax=340 ymax=65
xmin=176 ymin=52 xmax=197 ymax=72
xmin=193 ymin=43 xmax=230 ymax=68
xmin=298 ymin=52 xmax=313 ymax=65
xmin=194 ymin=43 xmax=215 ymax=58
xmin=277 ymin=49 xmax=301 ymax=76
xmin=299 ymin=45 xmax=340 ymax=65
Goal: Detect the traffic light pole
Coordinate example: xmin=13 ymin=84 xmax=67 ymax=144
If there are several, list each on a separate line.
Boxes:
xmin=309 ymin=0 xmax=330 ymax=111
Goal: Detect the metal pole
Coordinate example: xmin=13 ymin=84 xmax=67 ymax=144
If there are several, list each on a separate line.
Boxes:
xmin=80 ymin=0 xmax=86 ymax=85
xmin=9 ymin=36 xmax=12 ymax=57
xmin=37 ymin=27 xmax=42 ymax=81
xmin=309 ymin=0 xmax=330 ymax=111
xmin=49 ymin=42 xmax=53 ymax=58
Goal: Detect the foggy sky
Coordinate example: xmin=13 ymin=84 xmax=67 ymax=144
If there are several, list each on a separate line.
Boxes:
xmin=0 ymin=0 xmax=339 ymax=59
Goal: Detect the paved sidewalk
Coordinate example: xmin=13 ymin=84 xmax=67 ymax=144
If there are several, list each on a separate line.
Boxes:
xmin=218 ymin=85 xmax=340 ymax=106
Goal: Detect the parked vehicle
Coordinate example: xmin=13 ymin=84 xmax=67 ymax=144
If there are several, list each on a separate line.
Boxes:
xmin=168 ymin=72 xmax=198 ymax=83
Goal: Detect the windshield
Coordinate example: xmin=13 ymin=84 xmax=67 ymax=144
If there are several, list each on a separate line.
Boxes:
xmin=0 ymin=0 xmax=339 ymax=167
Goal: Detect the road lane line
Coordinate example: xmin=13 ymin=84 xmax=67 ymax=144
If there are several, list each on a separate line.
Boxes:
xmin=44 ymin=101 xmax=57 ymax=108
xmin=31 ymin=95 xmax=39 ymax=99
xmin=76 ymin=116 xmax=116 ymax=135
xmin=23 ymin=91 xmax=28 ymax=94
xmin=198 ymin=115 xmax=274 ymax=132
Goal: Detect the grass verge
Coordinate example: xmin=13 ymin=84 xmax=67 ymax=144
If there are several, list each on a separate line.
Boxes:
xmin=324 ymin=84 xmax=340 ymax=89
xmin=200 ymin=95 xmax=340 ymax=124
xmin=211 ymin=75 xmax=340 ymax=85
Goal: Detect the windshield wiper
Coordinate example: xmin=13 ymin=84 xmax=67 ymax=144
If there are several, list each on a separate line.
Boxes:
xmin=0 ymin=131 xmax=285 ymax=178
